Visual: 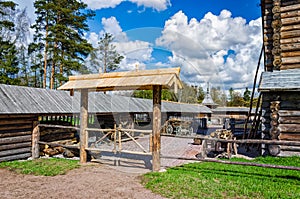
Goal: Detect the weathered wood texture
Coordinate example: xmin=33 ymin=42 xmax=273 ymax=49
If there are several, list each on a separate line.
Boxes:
xmin=80 ymin=89 xmax=88 ymax=163
xmin=152 ymin=85 xmax=162 ymax=172
xmin=0 ymin=114 xmax=37 ymax=162
xmin=261 ymin=91 xmax=300 ymax=155
xmin=262 ymin=0 xmax=300 ymax=71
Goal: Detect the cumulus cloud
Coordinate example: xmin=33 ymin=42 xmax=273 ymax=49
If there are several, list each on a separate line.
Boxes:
xmin=87 ymin=16 xmax=153 ymax=72
xmin=83 ymin=0 xmax=170 ymax=11
xmin=156 ymin=10 xmax=263 ymax=90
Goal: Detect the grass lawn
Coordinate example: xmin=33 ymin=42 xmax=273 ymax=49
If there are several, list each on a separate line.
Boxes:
xmin=142 ymin=156 xmax=300 ymax=199
xmin=0 ymin=158 xmax=80 ymax=176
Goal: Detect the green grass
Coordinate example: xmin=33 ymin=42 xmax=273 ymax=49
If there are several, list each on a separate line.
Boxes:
xmin=0 ymin=158 xmax=80 ymax=176
xmin=142 ymin=156 xmax=300 ymax=199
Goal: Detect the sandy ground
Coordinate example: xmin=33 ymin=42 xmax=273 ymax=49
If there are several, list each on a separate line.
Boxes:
xmin=0 ymin=136 xmax=201 ymax=199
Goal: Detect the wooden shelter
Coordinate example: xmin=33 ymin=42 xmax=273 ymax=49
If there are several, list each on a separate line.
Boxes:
xmin=259 ymin=0 xmax=300 ymax=156
xmin=58 ymin=67 xmax=183 ymax=171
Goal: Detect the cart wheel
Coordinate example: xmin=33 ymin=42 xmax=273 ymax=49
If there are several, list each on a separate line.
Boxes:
xmin=166 ymin=125 xmax=173 ymax=134
xmin=175 ymin=126 xmax=182 ymax=135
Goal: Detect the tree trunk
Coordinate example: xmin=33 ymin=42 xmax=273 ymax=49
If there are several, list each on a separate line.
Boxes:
xmin=43 ymin=23 xmax=48 ymax=88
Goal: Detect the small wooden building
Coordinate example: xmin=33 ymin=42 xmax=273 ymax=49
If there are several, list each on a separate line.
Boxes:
xmin=259 ymin=0 xmax=300 ymax=156
xmin=0 ymin=80 xmax=211 ymax=162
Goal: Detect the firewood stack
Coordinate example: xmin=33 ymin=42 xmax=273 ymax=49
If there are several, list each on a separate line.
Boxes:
xmin=41 ymin=138 xmax=79 ymax=158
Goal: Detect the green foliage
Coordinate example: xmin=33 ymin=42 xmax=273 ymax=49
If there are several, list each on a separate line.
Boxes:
xmin=132 ymin=89 xmax=176 ymax=101
xmin=142 ymin=156 xmax=300 ymax=199
xmin=0 ymin=158 xmax=80 ymax=176
xmin=31 ymin=0 xmax=95 ymax=88
xmin=91 ymin=33 xmax=124 ymax=73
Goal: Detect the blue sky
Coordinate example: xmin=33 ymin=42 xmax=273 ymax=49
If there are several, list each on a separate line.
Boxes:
xmin=15 ymin=0 xmax=263 ymax=93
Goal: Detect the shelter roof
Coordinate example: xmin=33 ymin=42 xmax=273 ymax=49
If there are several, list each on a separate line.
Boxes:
xmin=58 ymin=68 xmax=183 ymax=91
xmin=0 ymin=84 xmax=211 ymax=114
xmin=259 ymin=69 xmax=300 ymax=92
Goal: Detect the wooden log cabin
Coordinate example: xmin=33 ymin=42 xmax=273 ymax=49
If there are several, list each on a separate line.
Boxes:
xmin=0 ymin=84 xmax=211 ymax=162
xmin=259 ymin=0 xmax=300 ymax=156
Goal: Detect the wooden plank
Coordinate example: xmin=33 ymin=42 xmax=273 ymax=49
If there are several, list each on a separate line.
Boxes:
xmin=0 ymin=124 xmax=33 ymax=132
xmin=0 ymin=119 xmax=34 ymax=125
xmin=281 ymin=30 xmax=300 ymax=39
xmin=0 ymin=114 xmax=36 ymax=119
xmin=0 ymin=142 xmax=31 ymax=151
xmin=281 ymin=43 xmax=300 ymax=52
xmin=31 ymin=122 xmax=40 ymax=159
xmin=279 ymin=110 xmax=300 ymax=117
xmin=279 ymin=116 xmax=300 ymax=124
xmin=0 ymin=131 xmax=31 ymax=138
xmin=278 ymin=124 xmax=300 ymax=133
xmin=152 ymin=85 xmax=162 ymax=172
xmin=38 ymin=124 xmax=79 ymax=130
xmin=0 ymin=147 xmax=31 ymax=157
xmin=282 ymin=56 xmax=300 ymax=64
xmin=80 ymin=89 xmax=88 ymax=163
xmin=282 ymin=17 xmax=300 ymax=26
xmin=281 ymin=10 xmax=300 ymax=19
xmin=0 ymin=135 xmax=32 ymax=145
xmin=281 ymin=3 xmax=300 ymax=12
xmin=281 ymin=24 xmax=300 ymax=32
xmin=279 ymin=133 xmax=300 ymax=141
xmin=0 ymin=153 xmax=31 ymax=162
xmin=281 ymin=64 xmax=300 ymax=70
xmin=40 ymin=132 xmax=75 ymax=142
xmin=281 ymin=51 xmax=300 ymax=56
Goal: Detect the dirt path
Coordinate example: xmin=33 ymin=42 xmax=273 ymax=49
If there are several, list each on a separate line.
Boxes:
xmin=0 ymin=136 xmax=203 ymax=199
xmin=0 ymin=164 xmax=166 ymax=199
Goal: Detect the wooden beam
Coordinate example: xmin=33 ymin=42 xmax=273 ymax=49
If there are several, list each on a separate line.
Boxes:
xmin=31 ymin=121 xmax=40 ymax=159
xmin=80 ymin=89 xmax=88 ymax=163
xmin=152 ymin=85 xmax=162 ymax=172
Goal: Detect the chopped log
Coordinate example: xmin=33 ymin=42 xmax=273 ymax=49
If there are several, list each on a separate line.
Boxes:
xmin=279 ymin=133 xmax=300 ymax=141
xmin=0 ymin=153 xmax=31 ymax=162
xmin=0 ymin=131 xmax=31 ymax=138
xmin=279 ymin=110 xmax=300 ymax=117
xmin=281 ymin=10 xmax=300 ymax=18
xmin=281 ymin=145 xmax=300 ymax=152
xmin=0 ymin=135 xmax=32 ymax=145
xmin=281 ymin=3 xmax=300 ymax=12
xmin=0 ymin=119 xmax=33 ymax=125
xmin=281 ymin=43 xmax=300 ymax=51
xmin=0 ymin=114 xmax=36 ymax=119
xmin=279 ymin=116 xmax=300 ymax=124
xmin=281 ymin=64 xmax=300 ymax=70
xmin=162 ymin=155 xmax=300 ymax=171
xmin=0 ymin=124 xmax=32 ymax=132
xmin=0 ymin=142 xmax=31 ymax=151
xmin=278 ymin=124 xmax=300 ymax=133
xmin=282 ymin=56 xmax=300 ymax=64
xmin=0 ymin=147 xmax=31 ymax=157
xmin=281 ymin=25 xmax=300 ymax=33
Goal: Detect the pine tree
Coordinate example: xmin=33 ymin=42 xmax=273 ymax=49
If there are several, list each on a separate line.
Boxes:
xmin=31 ymin=0 xmax=95 ymax=89
xmin=92 ymin=33 xmax=124 ymax=73
xmin=0 ymin=0 xmax=19 ymax=85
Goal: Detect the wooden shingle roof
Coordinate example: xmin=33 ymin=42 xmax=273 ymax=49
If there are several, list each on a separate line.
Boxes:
xmin=0 ymin=84 xmax=211 ymax=114
xmin=258 ymin=69 xmax=300 ymax=92
xmin=58 ymin=67 xmax=183 ymax=92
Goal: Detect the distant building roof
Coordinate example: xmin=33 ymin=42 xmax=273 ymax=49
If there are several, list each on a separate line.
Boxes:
xmin=212 ymin=107 xmax=255 ymax=114
xmin=259 ymin=69 xmax=300 ymax=92
xmin=0 ymin=84 xmax=211 ymax=115
xmin=201 ymin=85 xmax=218 ymax=106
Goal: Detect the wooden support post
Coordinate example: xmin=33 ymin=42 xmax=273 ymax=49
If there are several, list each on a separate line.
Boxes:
xmin=80 ymin=89 xmax=88 ymax=163
xmin=32 ymin=121 xmax=40 ymax=159
xmin=152 ymin=85 xmax=162 ymax=172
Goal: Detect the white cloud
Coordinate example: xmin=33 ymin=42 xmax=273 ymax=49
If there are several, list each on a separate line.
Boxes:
xmin=87 ymin=16 xmax=153 ymax=71
xmin=156 ymin=10 xmax=263 ymax=90
xmin=130 ymin=0 xmax=171 ymax=11
xmin=82 ymin=0 xmax=124 ymax=10
xmin=83 ymin=0 xmax=170 ymax=11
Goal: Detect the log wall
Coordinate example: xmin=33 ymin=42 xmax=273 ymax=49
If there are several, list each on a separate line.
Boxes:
xmin=0 ymin=114 xmax=37 ymax=162
xmin=261 ymin=92 xmax=300 ymax=156
xmin=262 ymin=0 xmax=300 ymax=71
